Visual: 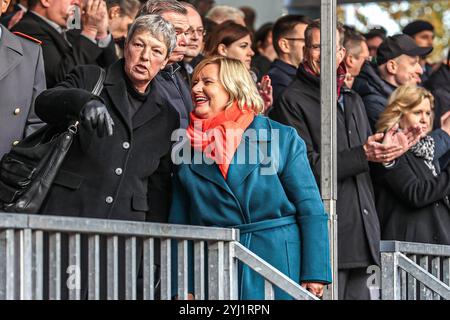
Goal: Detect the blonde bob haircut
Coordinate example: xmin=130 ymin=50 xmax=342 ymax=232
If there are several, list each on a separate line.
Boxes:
xmin=191 ymin=56 xmax=265 ymax=114
xmin=376 ymin=85 xmax=435 ymax=134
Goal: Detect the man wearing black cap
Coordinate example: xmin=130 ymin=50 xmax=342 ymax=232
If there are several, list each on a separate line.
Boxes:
xmin=354 ymin=34 xmax=450 ymax=162
xmin=403 ymin=20 xmax=435 ymax=83
xmin=354 ymin=34 xmax=432 ymax=130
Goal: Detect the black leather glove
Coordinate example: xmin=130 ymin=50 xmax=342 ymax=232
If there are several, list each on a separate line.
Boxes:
xmin=80 ymin=99 xmax=114 ymax=137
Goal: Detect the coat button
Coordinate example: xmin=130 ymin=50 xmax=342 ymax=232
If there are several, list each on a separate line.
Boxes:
xmin=105 ymin=196 xmax=114 ymax=204
xmin=12 ymin=140 xmax=19 ymax=146
xmin=115 ymin=168 xmax=123 ymax=175
xmin=363 ymin=209 xmax=369 ymax=215
xmin=435 ymin=203 xmax=439 ymax=207
xmin=348 ymin=130 xmax=352 ymax=134
xmin=122 ymin=142 xmax=130 ymax=150
xmin=13 ymin=108 xmax=21 ymax=115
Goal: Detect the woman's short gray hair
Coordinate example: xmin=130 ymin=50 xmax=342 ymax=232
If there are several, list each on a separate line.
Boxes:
xmin=126 ymin=14 xmax=177 ymax=58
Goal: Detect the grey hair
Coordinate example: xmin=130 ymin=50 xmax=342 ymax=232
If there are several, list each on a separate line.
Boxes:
xmin=126 ymin=14 xmax=177 ymax=58
xmin=205 ymin=5 xmax=244 ymax=24
xmin=137 ymin=0 xmax=187 ymax=17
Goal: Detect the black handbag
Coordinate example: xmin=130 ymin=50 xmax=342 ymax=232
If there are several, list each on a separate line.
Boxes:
xmin=0 ymin=68 xmax=106 ymax=213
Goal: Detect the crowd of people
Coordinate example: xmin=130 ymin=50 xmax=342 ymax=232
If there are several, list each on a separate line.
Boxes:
xmin=0 ymin=0 xmax=449 ymax=300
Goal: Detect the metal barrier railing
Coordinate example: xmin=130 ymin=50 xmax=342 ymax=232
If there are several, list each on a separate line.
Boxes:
xmin=380 ymin=241 xmax=450 ymax=300
xmin=0 ymin=212 xmax=316 ymax=300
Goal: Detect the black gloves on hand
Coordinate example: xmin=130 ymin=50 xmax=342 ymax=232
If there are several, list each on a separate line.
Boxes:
xmin=80 ymin=99 xmax=114 ymax=137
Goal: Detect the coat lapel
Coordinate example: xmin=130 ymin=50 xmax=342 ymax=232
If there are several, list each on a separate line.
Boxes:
xmin=103 ymin=61 xmax=132 ymax=133
xmin=342 ymin=88 xmax=355 ymax=130
xmin=0 ymin=26 xmax=23 ymax=82
xmin=226 ymin=117 xmax=272 ymax=187
xmin=189 ymin=154 xmax=232 ymax=195
xmin=189 ymin=117 xmax=272 ymax=189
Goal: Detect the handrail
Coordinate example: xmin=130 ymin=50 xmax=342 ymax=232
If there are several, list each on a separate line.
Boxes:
xmin=1 ymin=213 xmax=319 ymax=300
xmin=0 ymin=213 xmax=239 ymax=241
xmin=397 ymin=253 xmax=450 ymax=299
xmin=380 ymin=240 xmax=450 ymax=300
xmin=381 ymin=241 xmax=450 ymax=257
xmin=232 ymin=242 xmax=318 ymax=300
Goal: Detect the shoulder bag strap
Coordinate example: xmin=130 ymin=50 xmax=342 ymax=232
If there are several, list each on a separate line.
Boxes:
xmin=71 ymin=68 xmax=106 ymax=132
xmin=92 ymin=68 xmax=106 ymax=96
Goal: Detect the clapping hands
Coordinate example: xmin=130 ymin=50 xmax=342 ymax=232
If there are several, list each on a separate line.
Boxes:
xmin=364 ymin=124 xmax=423 ymax=163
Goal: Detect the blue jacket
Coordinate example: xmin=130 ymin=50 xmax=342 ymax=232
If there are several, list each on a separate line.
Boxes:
xmin=267 ymin=59 xmax=297 ymax=104
xmin=169 ymin=116 xmax=331 ymax=299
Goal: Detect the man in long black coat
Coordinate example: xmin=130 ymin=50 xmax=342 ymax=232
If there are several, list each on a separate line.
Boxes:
xmin=269 ymin=21 xmax=411 ymax=300
xmin=12 ymin=0 xmax=117 ymax=88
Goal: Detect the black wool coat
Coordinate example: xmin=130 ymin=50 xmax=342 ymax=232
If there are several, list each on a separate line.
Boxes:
xmin=269 ymin=64 xmax=381 ymax=268
xmin=371 ymin=150 xmax=450 ymax=245
xmin=35 ymin=60 xmax=180 ymax=224
xmin=12 ymin=11 xmax=117 ymax=88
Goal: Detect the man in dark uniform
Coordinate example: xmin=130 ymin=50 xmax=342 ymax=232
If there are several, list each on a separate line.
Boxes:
xmin=12 ymin=0 xmax=117 ymax=88
xmin=0 ymin=0 xmax=46 ymax=158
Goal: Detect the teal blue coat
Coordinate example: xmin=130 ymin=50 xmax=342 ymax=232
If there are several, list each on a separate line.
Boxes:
xmin=169 ymin=116 xmax=331 ymax=299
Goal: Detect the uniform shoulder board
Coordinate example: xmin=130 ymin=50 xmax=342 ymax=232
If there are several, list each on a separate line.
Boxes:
xmin=12 ymin=32 xmax=42 ymax=45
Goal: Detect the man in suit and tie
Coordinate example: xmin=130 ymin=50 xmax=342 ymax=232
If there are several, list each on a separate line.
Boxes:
xmin=12 ymin=0 xmax=117 ymax=88
xmin=0 ymin=0 xmax=46 ymax=157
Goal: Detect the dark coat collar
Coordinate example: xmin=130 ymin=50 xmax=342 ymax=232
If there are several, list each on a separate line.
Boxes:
xmin=104 ymin=59 xmax=162 ymax=132
xmin=25 ymin=11 xmax=68 ymax=52
xmin=354 ymin=61 xmax=395 ymax=99
xmin=296 ymin=63 xmax=320 ymax=89
xmin=272 ymin=59 xmax=297 ymax=77
xmin=160 ymin=63 xmax=181 ymax=78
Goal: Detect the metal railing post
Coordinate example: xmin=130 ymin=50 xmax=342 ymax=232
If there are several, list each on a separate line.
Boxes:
xmin=208 ymin=241 xmax=224 ymax=300
xmin=20 ymin=229 xmax=33 ymax=300
xmin=381 ymin=251 xmax=400 ymax=300
xmin=320 ymin=0 xmax=338 ymax=300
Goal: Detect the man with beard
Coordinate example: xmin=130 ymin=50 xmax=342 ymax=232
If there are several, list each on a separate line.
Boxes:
xmin=403 ymin=20 xmax=435 ymax=83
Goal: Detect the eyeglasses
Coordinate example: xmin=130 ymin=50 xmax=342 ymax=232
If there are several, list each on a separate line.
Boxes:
xmin=187 ymin=28 xmax=206 ymax=37
xmin=284 ymin=37 xmax=305 ymax=42
xmin=306 ymin=44 xmax=344 ymax=51
xmin=306 ymin=44 xmax=321 ymax=50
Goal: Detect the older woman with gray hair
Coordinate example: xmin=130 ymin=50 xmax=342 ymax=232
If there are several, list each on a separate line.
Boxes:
xmin=35 ymin=13 xmax=179 ymax=224
xmin=33 ymin=14 xmax=179 ymax=298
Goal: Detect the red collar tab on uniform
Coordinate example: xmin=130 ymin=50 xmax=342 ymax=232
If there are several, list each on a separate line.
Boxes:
xmin=12 ymin=32 xmax=42 ymax=45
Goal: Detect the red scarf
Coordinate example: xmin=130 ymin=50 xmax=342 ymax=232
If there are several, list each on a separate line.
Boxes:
xmin=303 ymin=61 xmax=348 ymax=99
xmin=187 ymin=102 xmax=255 ymax=179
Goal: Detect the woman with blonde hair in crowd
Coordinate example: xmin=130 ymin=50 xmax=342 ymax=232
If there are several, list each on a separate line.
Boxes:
xmin=373 ymin=85 xmax=450 ymax=245
xmin=169 ymin=56 xmax=331 ymax=299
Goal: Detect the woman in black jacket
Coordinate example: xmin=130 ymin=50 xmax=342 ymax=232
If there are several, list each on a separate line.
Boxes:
xmin=373 ymin=85 xmax=450 ymax=245
xmin=33 ymin=15 xmax=179 ymax=299
xmin=35 ymin=14 xmax=179 ymax=223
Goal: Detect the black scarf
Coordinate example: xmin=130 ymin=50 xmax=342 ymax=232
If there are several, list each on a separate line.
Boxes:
xmin=410 ymin=135 xmax=438 ymax=177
